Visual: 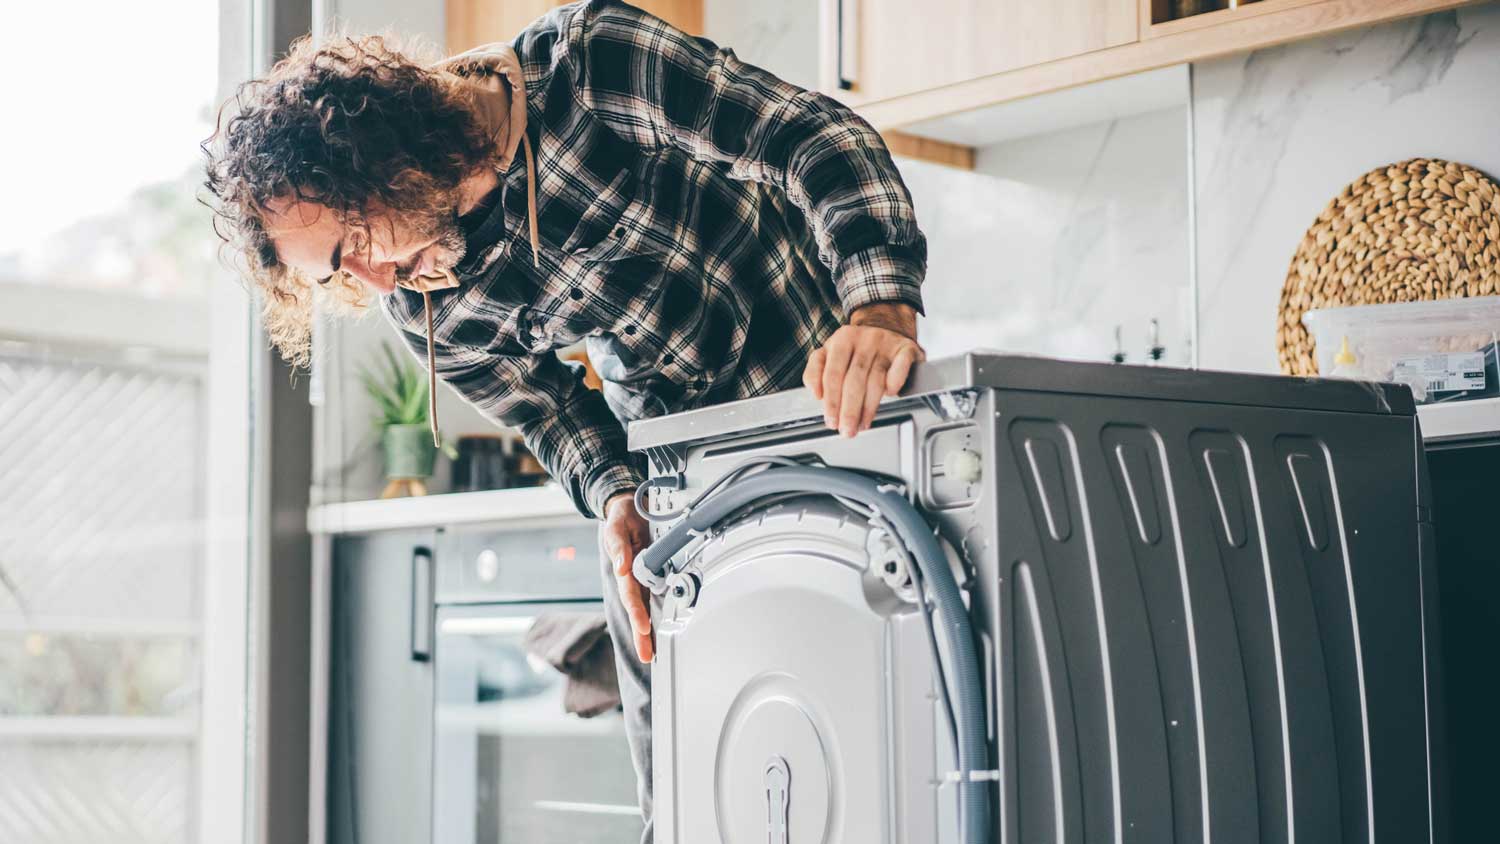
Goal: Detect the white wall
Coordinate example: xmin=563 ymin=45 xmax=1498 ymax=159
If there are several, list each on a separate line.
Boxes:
xmin=703 ymin=0 xmax=819 ymax=88
xmin=319 ymin=0 xmax=443 ymax=43
xmin=1191 ymin=5 xmax=1500 ymax=373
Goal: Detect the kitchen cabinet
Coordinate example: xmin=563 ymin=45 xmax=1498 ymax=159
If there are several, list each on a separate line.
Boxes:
xmin=820 ymin=0 xmax=1138 ymax=106
xmin=446 ymin=0 xmax=702 ymax=53
xmin=326 ymin=530 xmax=437 ymax=844
xmin=831 ymin=0 xmax=1483 ymax=131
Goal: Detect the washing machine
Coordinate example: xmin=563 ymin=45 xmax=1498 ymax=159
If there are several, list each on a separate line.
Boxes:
xmin=628 ymin=352 xmax=1445 ymax=844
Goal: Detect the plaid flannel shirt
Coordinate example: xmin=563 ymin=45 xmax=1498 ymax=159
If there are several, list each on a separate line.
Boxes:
xmin=383 ymin=0 xmax=927 ymax=518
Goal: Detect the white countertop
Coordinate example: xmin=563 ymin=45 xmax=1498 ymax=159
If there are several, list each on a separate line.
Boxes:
xmin=307 ymin=484 xmax=588 ymax=534
xmin=1417 ymin=397 xmax=1500 ymax=442
xmin=303 ymin=398 xmax=1495 ymax=534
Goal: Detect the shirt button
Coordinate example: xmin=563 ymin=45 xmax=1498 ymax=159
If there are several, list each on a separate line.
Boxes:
xmin=613 ymin=226 xmax=625 ymax=239
xmin=662 ymin=353 xmax=676 ymax=366
xmin=692 ymin=378 xmax=707 ymax=390
xmin=569 ymin=287 xmax=584 ymax=300
xmin=623 ymin=324 xmax=637 ymax=335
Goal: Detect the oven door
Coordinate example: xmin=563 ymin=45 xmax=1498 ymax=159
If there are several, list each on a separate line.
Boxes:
xmin=431 ymin=602 xmax=641 ymax=844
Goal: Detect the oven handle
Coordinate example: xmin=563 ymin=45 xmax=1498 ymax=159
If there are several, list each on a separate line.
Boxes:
xmin=410 ymin=546 xmax=434 ymax=662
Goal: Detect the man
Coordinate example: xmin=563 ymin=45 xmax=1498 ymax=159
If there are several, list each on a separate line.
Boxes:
xmin=205 ymin=1 xmax=926 ymax=837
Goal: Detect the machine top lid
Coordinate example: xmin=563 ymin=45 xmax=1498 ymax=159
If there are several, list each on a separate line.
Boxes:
xmin=627 ymin=352 xmax=1415 ymax=453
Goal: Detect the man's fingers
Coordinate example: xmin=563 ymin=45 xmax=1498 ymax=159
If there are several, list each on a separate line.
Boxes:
xmin=611 ymin=527 xmax=636 ymax=577
xmin=636 ymin=583 xmax=655 ymax=661
xmin=617 ymin=572 xmax=652 ymax=637
xmin=820 ymin=339 xmax=852 ymax=429
xmin=859 ymin=362 xmax=888 ymax=432
xmin=803 ymin=347 xmax=826 ymax=399
xmin=885 ymin=343 xmax=920 ymax=396
xmin=838 ymin=347 xmax=875 ymax=436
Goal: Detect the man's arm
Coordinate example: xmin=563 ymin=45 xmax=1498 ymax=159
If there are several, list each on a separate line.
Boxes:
xmin=572 ymin=1 xmax=928 ymax=433
xmin=384 ymin=301 xmax=640 ymax=520
xmin=386 ymin=299 xmax=656 ymax=660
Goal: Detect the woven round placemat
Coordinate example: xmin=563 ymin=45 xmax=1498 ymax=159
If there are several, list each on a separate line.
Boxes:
xmin=1277 ymin=158 xmax=1500 ymax=375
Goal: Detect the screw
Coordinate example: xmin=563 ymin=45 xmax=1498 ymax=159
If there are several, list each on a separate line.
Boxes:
xmin=884 ymin=561 xmax=898 ymax=574
xmin=672 ymin=585 xmax=686 ymax=598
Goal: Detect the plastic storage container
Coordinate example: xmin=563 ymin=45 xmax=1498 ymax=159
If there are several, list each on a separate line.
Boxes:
xmin=1303 ymin=297 xmax=1500 ymax=403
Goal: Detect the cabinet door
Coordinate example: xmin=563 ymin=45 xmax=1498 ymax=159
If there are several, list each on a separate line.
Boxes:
xmin=327 ymin=530 xmax=438 ymax=844
xmin=824 ymin=0 xmax=1138 ymax=105
xmin=446 ymin=0 xmax=702 ymax=53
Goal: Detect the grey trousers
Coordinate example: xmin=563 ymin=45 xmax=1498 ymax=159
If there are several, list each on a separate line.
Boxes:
xmin=599 ymin=528 xmax=656 ymax=844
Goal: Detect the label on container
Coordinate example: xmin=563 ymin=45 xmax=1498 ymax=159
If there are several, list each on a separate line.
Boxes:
xmin=1391 ymin=352 xmax=1487 ymax=394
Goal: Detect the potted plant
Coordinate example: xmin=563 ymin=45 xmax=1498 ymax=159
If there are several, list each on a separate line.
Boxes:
xmin=360 ymin=343 xmax=453 ymax=498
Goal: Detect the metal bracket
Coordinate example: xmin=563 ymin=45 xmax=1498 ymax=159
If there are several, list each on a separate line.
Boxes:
xmin=665 ymin=571 xmax=700 ymax=608
xmin=645 ymin=442 xmax=688 ymax=477
xmin=939 ymin=769 xmax=1002 ymax=784
xmin=765 ymin=756 xmax=791 ymax=844
xmin=922 ymin=389 xmax=980 ymax=422
xmin=867 ymin=528 xmax=915 ymax=602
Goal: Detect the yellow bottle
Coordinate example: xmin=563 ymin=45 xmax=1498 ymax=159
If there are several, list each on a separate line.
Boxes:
xmin=1329 ymin=336 xmax=1359 ymax=378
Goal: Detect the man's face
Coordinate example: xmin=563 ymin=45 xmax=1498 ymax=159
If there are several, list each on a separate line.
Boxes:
xmin=263 ymin=196 xmax=466 ymax=297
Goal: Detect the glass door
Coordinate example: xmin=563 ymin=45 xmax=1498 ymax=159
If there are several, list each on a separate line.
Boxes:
xmin=0 ymin=1 xmax=261 ymax=841
xmin=433 ymin=603 xmax=641 ymax=844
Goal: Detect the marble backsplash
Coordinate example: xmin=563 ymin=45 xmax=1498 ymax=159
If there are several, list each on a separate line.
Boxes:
xmin=1192 ymin=4 xmax=1500 ymax=373
xmin=910 ymin=109 xmax=1192 ymax=364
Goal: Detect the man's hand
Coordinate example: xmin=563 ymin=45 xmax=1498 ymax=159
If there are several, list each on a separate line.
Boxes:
xmin=602 ymin=490 xmax=655 ymax=663
xmin=803 ymin=302 xmax=924 ymax=437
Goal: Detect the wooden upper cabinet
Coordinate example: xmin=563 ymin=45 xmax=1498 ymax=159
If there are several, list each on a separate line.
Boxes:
xmin=446 ymin=0 xmax=703 ymax=53
xmin=821 ymin=0 xmax=1139 ymax=106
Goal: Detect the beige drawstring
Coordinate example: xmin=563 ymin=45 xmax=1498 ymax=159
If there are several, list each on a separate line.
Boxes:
xmin=397 ymin=140 xmax=541 ymax=448
xmin=397 ymin=267 xmax=462 ymax=447
xmin=522 ymin=132 xmax=540 ymax=268
xmin=422 ymin=290 xmax=438 ymax=446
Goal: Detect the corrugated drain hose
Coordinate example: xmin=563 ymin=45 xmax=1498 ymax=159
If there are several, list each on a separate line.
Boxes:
xmin=634 ymin=464 xmax=991 ymax=844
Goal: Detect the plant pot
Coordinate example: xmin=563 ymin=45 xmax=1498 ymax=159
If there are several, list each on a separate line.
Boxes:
xmin=382 ymin=424 xmax=437 ymax=480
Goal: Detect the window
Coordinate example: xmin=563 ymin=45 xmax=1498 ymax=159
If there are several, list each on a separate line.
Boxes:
xmin=0 ymin=2 xmax=259 ymax=843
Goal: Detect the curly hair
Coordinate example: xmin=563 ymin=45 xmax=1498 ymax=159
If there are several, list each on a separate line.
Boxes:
xmin=202 ymin=34 xmax=499 ymax=367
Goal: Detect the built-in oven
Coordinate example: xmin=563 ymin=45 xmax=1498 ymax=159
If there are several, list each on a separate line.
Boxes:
xmin=431 ymin=521 xmax=641 ymax=844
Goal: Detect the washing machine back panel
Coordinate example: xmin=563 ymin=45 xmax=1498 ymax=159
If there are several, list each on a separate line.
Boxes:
xmin=630 ymin=354 xmax=1438 ymax=844
xmin=988 ymin=389 xmax=1432 ymax=844
xmin=651 ymin=506 xmax=949 ymax=844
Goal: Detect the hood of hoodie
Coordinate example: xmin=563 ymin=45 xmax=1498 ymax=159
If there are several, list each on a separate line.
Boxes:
xmin=449 ymin=45 xmax=529 ymax=177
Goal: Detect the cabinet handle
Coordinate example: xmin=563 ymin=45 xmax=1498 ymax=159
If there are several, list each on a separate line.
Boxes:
xmin=410 ymin=546 xmax=433 ymax=662
xmin=836 ymin=0 xmax=856 ymax=91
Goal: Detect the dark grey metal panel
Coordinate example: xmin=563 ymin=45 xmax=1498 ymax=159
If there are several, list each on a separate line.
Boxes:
xmin=435 ymin=523 xmax=603 ymax=604
xmin=985 ymin=388 xmax=1433 ymax=844
xmin=634 ymin=356 xmax=1437 ymax=844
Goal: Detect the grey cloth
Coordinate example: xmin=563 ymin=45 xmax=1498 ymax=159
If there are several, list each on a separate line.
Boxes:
xmin=521 ymin=611 xmax=621 ymax=719
xmin=598 ymin=527 xmax=657 ymax=844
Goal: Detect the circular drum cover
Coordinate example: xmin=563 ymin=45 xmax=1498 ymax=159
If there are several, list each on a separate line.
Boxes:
xmin=657 ymin=504 xmax=902 ymax=844
xmin=715 ymin=674 xmax=832 ymax=841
